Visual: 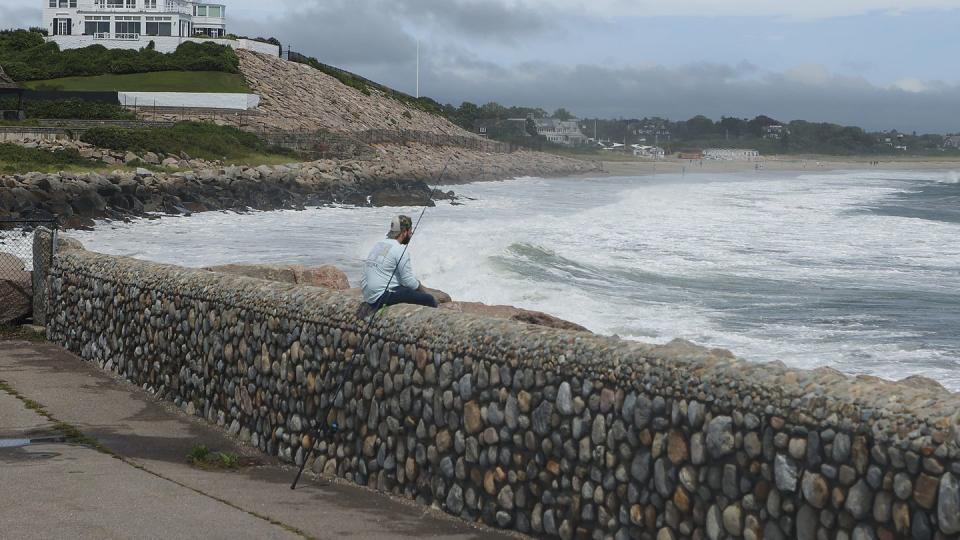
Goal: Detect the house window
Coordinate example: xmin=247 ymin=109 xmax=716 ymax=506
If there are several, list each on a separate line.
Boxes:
xmin=106 ymin=0 xmax=124 ymax=8
xmin=85 ymin=16 xmax=110 ymax=35
xmin=115 ymin=17 xmax=141 ymax=36
xmin=126 ymin=0 xmax=136 ymax=8
xmin=195 ymin=5 xmax=207 ymax=16
xmin=207 ymin=6 xmax=221 ymax=17
xmin=145 ymin=18 xmax=172 ymax=36
xmin=145 ymin=0 xmax=156 ymax=7
xmin=54 ymin=0 xmax=76 ymax=7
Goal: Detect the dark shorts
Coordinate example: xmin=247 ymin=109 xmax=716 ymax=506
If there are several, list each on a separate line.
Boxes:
xmin=371 ymin=286 xmax=438 ymax=309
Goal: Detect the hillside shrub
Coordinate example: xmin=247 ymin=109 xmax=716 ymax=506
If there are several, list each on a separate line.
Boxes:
xmin=80 ymin=121 xmax=295 ymax=160
xmin=0 ymin=143 xmax=91 ymax=174
xmin=0 ymin=96 xmax=133 ymax=120
xmin=0 ymin=30 xmax=239 ymax=81
xmin=30 ymin=99 xmax=134 ymax=120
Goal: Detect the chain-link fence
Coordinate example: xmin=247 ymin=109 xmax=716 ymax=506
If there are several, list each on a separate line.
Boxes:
xmin=0 ymin=220 xmax=57 ymax=325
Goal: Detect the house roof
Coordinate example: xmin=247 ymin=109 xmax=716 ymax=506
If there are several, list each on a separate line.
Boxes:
xmin=0 ymin=65 xmax=20 ymax=90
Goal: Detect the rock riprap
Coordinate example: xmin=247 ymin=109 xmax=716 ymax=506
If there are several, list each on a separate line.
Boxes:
xmin=236 ymin=50 xmax=476 ymax=136
xmin=41 ymin=233 xmax=960 ymax=540
xmin=2 ymin=143 xmax=597 ymax=229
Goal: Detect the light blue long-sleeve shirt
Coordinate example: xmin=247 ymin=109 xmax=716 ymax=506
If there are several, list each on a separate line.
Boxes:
xmin=360 ymin=239 xmax=420 ymax=304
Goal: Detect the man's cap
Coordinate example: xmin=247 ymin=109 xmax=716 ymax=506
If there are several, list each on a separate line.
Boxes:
xmin=388 ymin=215 xmax=413 ymax=238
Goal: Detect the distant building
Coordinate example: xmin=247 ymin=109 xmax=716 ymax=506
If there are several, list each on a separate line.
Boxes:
xmin=704 ymin=148 xmax=760 ymax=161
xmin=631 ymin=145 xmax=664 ymax=159
xmin=534 ymin=118 xmax=589 ymax=147
xmin=628 ymin=119 xmax=672 ymax=141
xmin=944 ymin=135 xmax=960 ymax=149
xmin=42 ymin=0 xmax=279 ymax=55
xmin=879 ymin=131 xmax=905 ymax=147
xmin=762 ymin=125 xmax=788 ymax=140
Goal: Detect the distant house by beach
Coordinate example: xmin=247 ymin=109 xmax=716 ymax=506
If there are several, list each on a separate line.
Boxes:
xmin=534 ymin=118 xmax=589 ymax=147
xmin=631 ymin=144 xmax=665 ymax=159
xmin=41 ymin=0 xmax=278 ymax=55
xmin=944 ymin=135 xmax=960 ymax=149
xmin=762 ymin=125 xmax=788 ymax=140
xmin=704 ymin=148 xmax=760 ymax=161
xmin=628 ymin=119 xmax=672 ymax=141
xmin=878 ymin=131 xmax=905 ymax=147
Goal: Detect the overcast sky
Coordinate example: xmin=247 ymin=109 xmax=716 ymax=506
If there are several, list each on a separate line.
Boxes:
xmin=6 ymin=0 xmax=960 ymax=133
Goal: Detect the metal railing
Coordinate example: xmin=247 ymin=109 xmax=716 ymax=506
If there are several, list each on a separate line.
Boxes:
xmin=255 ymin=129 xmax=379 ymax=161
xmin=355 ymin=128 xmax=514 ymax=154
xmin=0 ymin=220 xmax=58 ymax=325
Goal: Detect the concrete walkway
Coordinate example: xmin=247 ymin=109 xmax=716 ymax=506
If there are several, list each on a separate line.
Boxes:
xmin=0 ymin=340 xmax=512 ymax=540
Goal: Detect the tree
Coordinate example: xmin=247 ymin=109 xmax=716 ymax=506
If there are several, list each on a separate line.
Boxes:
xmin=526 ymin=117 xmax=538 ymax=137
xmin=719 ymin=117 xmax=748 ymax=138
xmin=552 ymin=108 xmax=574 ymax=121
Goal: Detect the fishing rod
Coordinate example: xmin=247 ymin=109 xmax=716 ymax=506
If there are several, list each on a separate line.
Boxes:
xmin=291 ymin=162 xmax=450 ymax=490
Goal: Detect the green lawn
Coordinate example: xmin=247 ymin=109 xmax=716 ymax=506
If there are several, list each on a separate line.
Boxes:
xmin=22 ymin=71 xmax=250 ymax=93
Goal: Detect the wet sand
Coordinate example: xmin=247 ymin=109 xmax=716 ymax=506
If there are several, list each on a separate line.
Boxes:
xmin=587 ymin=155 xmax=960 ymax=177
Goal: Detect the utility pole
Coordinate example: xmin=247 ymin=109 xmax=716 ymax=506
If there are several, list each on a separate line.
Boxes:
xmin=416 ymin=40 xmax=420 ymax=98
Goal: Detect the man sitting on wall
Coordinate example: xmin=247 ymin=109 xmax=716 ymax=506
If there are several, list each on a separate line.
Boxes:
xmin=360 ymin=215 xmax=438 ymax=309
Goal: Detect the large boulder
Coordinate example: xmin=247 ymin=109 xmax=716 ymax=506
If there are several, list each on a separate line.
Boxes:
xmin=0 ymin=253 xmax=32 ymax=324
xmin=422 ymin=286 xmax=452 ymax=304
xmin=205 ymin=263 xmax=350 ymax=290
xmin=441 ymin=301 xmax=590 ymax=333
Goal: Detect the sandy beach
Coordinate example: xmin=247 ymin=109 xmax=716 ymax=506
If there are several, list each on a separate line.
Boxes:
xmin=587 ymin=155 xmax=960 ymax=177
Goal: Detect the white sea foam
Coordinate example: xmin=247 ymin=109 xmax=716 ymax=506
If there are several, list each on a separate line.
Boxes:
xmin=72 ymin=170 xmax=960 ymax=390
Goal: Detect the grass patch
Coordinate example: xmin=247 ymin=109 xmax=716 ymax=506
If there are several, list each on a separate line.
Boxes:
xmin=23 ymin=71 xmax=250 ymax=93
xmin=0 ymin=379 xmax=109 ymax=453
xmin=0 ymin=143 xmax=103 ymax=174
xmin=80 ymin=121 xmax=297 ymax=163
xmin=187 ymin=443 xmax=254 ymax=470
xmin=0 ymin=325 xmax=46 ymax=342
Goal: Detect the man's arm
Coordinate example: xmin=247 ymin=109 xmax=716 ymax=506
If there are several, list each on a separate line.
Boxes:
xmin=395 ymin=250 xmax=420 ymax=290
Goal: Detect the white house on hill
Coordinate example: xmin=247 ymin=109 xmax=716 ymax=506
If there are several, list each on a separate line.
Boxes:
xmin=42 ymin=0 xmax=278 ymax=55
xmin=533 ymin=118 xmax=589 ymax=147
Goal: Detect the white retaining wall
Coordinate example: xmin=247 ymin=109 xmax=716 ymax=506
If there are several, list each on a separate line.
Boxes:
xmin=47 ymin=35 xmax=279 ymax=56
xmin=119 ymin=92 xmax=260 ymax=110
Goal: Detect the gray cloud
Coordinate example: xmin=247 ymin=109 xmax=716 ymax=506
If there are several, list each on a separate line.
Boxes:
xmin=415 ymin=57 xmax=960 ymax=133
xmin=230 ymin=2 xmax=415 ymax=67
xmin=390 ymin=0 xmax=552 ymax=42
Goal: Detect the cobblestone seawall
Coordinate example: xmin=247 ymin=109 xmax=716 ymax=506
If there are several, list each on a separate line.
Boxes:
xmin=44 ymin=243 xmax=960 ymax=540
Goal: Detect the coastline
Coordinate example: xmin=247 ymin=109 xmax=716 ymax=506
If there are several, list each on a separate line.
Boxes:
xmin=0 ymin=143 xmax=597 ymax=229
xmin=4 ymin=144 xmax=959 ymax=230
xmin=585 ymin=154 xmax=960 ymax=177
